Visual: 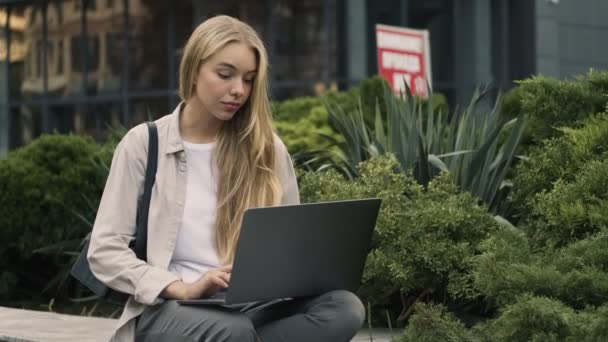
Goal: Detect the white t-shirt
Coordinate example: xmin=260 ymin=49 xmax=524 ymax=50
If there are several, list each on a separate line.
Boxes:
xmin=168 ymin=140 xmax=221 ymax=283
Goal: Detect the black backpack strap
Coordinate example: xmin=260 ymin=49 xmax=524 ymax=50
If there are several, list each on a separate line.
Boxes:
xmin=134 ymin=122 xmax=158 ymax=262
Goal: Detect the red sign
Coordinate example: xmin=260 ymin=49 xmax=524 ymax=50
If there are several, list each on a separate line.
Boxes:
xmin=376 ymin=24 xmax=432 ymax=98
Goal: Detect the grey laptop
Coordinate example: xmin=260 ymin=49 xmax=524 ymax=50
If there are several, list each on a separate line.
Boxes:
xmin=177 ymin=198 xmax=381 ymax=308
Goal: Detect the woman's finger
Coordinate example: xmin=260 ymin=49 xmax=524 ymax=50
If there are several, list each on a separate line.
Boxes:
xmin=211 ymin=275 xmax=229 ymax=288
xmin=217 ymin=271 xmax=231 ymax=284
xmin=218 ymin=264 xmax=233 ymax=273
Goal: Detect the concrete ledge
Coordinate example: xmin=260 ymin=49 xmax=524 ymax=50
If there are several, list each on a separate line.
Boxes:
xmin=0 ymin=306 xmax=394 ymax=342
xmin=0 ymin=307 xmax=114 ymax=342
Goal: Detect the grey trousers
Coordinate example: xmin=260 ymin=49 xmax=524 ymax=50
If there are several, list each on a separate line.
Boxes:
xmin=135 ymin=290 xmax=365 ymax=342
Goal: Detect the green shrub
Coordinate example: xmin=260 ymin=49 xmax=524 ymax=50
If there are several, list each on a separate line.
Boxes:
xmin=554 ymin=230 xmax=608 ymax=272
xmin=472 ymin=227 xmax=538 ymax=306
xmin=527 ymin=158 xmax=608 ymax=247
xmin=473 ymin=227 xmax=608 ymax=310
xmin=577 ymin=69 xmax=608 ymax=102
xmin=509 ymin=113 xmax=608 ymax=221
xmin=396 ymin=303 xmax=474 ymax=342
xmin=298 ymin=154 xmax=498 ymax=323
xmin=273 ymin=104 xmax=340 ymax=156
xmin=479 ymin=295 xmax=579 ymax=342
xmin=576 ymin=305 xmax=608 ymax=341
xmin=502 ymin=70 xmax=608 ymax=149
xmin=0 ymin=134 xmax=108 ymax=299
xmin=271 ymin=96 xmax=322 ymax=122
xmin=271 ymin=77 xmax=392 ymax=156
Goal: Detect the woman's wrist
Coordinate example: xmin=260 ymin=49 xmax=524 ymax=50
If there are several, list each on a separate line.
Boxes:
xmin=160 ymin=280 xmax=189 ymax=300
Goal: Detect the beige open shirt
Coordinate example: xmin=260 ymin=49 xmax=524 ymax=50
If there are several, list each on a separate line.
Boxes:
xmin=87 ymin=104 xmax=300 ymax=342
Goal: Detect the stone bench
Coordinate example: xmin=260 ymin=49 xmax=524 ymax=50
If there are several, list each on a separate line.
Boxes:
xmin=0 ymin=306 xmax=394 ymax=342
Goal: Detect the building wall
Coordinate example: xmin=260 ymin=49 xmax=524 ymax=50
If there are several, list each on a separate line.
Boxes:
xmin=536 ymin=0 xmax=608 ymax=78
xmin=2 ymin=0 xmax=608 ymax=156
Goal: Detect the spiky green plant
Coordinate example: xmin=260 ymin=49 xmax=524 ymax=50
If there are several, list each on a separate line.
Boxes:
xmin=322 ymin=84 xmax=525 ymax=215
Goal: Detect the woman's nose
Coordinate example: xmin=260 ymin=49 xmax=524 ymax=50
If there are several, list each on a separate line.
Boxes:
xmin=231 ymin=79 xmax=245 ymax=97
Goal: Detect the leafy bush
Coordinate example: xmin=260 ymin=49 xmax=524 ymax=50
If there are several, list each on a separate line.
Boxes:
xmin=396 ymin=303 xmax=474 ymax=342
xmin=554 ymin=229 xmax=608 ymax=272
xmin=272 ymin=77 xmax=394 ymax=157
xmin=473 ymin=227 xmax=608 ymax=310
xmin=0 ymin=134 xmax=108 ymax=299
xmin=478 ymin=295 xmax=579 ymax=342
xmin=526 ymin=157 xmax=608 ymax=248
xmin=471 ymin=297 xmax=608 ymax=342
xmin=502 ymin=70 xmax=608 ymax=149
xmin=576 ymin=305 xmax=608 ymax=341
xmin=273 ymin=101 xmax=340 ymax=157
xmin=298 ymin=154 xmax=498 ymax=324
xmin=509 ymin=113 xmax=608 ymax=221
xmin=272 ymin=96 xmax=323 ymax=122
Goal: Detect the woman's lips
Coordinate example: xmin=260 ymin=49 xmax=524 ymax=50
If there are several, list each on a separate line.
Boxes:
xmin=221 ymin=102 xmax=240 ymax=111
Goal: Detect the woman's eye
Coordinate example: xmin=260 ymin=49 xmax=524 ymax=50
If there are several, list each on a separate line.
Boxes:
xmin=218 ymin=73 xmax=231 ymax=79
xmin=244 ymin=78 xmax=254 ymax=84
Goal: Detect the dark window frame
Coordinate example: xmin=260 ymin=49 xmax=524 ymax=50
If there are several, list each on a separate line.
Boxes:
xmin=3 ymin=0 xmax=340 ymax=146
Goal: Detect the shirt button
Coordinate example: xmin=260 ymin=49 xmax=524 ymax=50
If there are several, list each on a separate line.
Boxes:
xmin=177 ymin=201 xmax=183 ymax=206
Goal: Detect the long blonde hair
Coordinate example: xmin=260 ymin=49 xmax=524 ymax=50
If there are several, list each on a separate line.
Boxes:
xmin=178 ymin=15 xmax=281 ymax=264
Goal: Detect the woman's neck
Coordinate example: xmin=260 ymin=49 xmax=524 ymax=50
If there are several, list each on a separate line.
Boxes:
xmin=180 ymin=101 xmax=222 ymax=144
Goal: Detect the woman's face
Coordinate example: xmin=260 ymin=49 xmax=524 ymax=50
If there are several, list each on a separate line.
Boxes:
xmin=192 ymin=42 xmax=258 ymax=122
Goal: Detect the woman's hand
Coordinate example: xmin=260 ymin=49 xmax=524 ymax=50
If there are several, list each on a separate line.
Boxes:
xmin=161 ymin=265 xmax=232 ymax=300
xmin=185 ymin=265 xmax=232 ymax=299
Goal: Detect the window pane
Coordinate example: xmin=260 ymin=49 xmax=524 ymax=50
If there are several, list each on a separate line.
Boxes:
xmin=57 ymin=40 xmax=63 ymax=74
xmin=174 ymin=1 xmax=194 ymax=84
xmin=128 ymin=2 xmax=170 ymax=91
xmin=10 ymin=104 xmax=42 ymax=146
xmin=104 ymin=32 xmax=123 ymax=93
xmin=19 ymin=1 xmax=86 ymax=99
xmin=70 ymin=35 xmax=99 ymax=73
xmin=49 ymin=104 xmax=76 ymax=134
xmin=85 ymin=101 xmax=123 ymax=139
xmin=131 ymin=97 xmax=169 ymax=126
xmin=47 ymin=102 xmax=123 ymax=139
xmin=191 ymin=0 xmax=338 ymax=100
xmin=271 ymin=0 xmax=338 ymax=98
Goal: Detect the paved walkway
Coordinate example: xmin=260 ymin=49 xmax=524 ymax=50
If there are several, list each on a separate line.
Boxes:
xmin=0 ymin=306 xmax=395 ymax=342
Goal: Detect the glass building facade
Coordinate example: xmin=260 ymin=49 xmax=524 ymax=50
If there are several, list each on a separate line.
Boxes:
xmin=0 ymin=0 xmax=346 ymax=148
xmin=3 ymin=0 xmax=606 ymax=155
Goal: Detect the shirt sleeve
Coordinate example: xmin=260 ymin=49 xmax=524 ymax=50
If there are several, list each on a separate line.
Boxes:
xmin=87 ymin=125 xmax=178 ymax=305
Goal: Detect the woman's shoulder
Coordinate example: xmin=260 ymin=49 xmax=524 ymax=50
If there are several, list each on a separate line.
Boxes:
xmin=271 ymin=132 xmax=289 ymax=156
xmin=117 ymin=113 xmax=174 ymax=155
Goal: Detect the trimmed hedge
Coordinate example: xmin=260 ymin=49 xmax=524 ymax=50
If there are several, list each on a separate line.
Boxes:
xmin=298 ymin=154 xmax=499 ymax=323
xmin=397 ymin=303 xmax=474 ymax=342
xmin=502 ymin=70 xmax=608 ymax=150
xmin=509 ymin=113 xmax=608 ymax=222
xmin=0 ymin=134 xmax=109 ymax=299
xmin=527 ymin=158 xmax=608 ymax=247
xmin=473 ymin=227 xmax=608 ymax=309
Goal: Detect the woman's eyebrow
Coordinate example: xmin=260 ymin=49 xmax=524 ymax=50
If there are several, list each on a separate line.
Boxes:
xmin=217 ymin=62 xmax=257 ymax=74
xmin=217 ymin=62 xmax=236 ymax=70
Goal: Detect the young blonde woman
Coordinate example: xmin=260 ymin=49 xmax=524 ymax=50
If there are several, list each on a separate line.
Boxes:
xmin=87 ymin=15 xmax=365 ymax=342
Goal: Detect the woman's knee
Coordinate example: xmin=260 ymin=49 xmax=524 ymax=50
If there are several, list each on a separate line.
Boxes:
xmin=332 ymin=290 xmax=366 ymax=329
xmin=217 ymin=314 xmax=258 ymax=342
xmin=314 ymin=290 xmax=365 ymax=338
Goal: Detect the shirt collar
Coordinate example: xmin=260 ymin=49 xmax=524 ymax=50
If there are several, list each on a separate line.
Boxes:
xmin=165 ymin=101 xmax=186 ymax=155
